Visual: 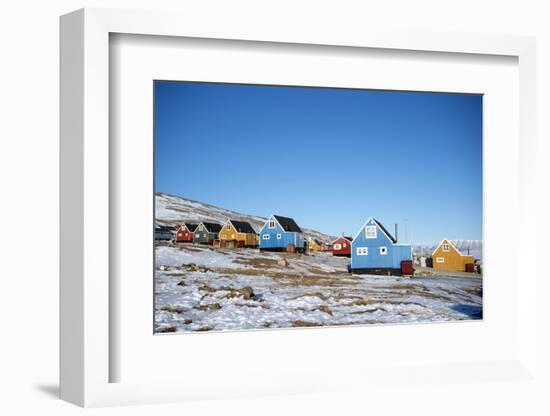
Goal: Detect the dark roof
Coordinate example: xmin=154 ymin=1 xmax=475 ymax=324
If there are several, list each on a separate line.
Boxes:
xmin=342 ymin=236 xmax=353 ymax=242
xmin=273 ymin=215 xmax=302 ymax=233
xmin=185 ymin=223 xmax=198 ymax=232
xmin=372 ymin=218 xmax=397 ymax=244
xmin=230 ymin=220 xmax=256 ymax=234
xmin=202 ymin=222 xmax=222 ymax=233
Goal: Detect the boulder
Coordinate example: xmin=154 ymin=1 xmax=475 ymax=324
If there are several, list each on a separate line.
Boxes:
xmin=277 ymin=258 xmax=289 ymax=267
xmin=239 ymin=286 xmax=255 ymax=300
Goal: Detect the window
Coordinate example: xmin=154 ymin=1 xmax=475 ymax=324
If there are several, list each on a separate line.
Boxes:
xmin=262 ymin=234 xmax=270 ymax=240
xmin=365 ymin=226 xmax=377 ymax=238
xmin=231 ymin=234 xmax=235 ymax=239
xmin=442 ymin=243 xmax=450 ymax=252
xmin=276 ymin=234 xmax=282 ymax=239
xmin=356 ymin=247 xmax=368 ymax=255
xmin=226 ymin=223 xmax=231 ymax=231
xmin=334 ymin=243 xmax=342 ymax=250
xmin=380 ymin=246 xmax=387 ymax=255
xmin=436 ymin=257 xmax=445 ymax=263
xmin=343 ymin=243 xmax=347 ymax=247
xmin=268 ymin=220 xmax=275 ymax=229
xmin=221 ymin=235 xmax=226 ymax=240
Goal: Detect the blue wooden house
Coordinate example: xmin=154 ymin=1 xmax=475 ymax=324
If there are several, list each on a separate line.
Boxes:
xmin=351 ymin=217 xmax=412 ymax=275
xmin=259 ymin=215 xmax=305 ymax=252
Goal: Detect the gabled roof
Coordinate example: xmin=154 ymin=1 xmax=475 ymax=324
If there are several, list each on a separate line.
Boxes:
xmin=331 ymin=235 xmax=352 ymax=244
xmin=229 ymin=220 xmax=256 ymax=234
xmin=201 ymin=222 xmax=222 ymax=233
xmin=272 ymin=215 xmax=303 ymax=233
xmin=431 ymin=239 xmax=472 ymax=257
xmin=185 ymin=223 xmax=198 ymax=232
xmin=372 ymin=218 xmax=397 ymax=244
xmin=352 ymin=217 xmax=397 ymax=244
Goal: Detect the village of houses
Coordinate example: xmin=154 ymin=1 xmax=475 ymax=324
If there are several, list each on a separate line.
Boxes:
xmin=154 ymin=193 xmax=483 ymax=333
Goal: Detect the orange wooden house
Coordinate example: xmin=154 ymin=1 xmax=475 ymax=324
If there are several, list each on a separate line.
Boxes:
xmin=431 ymin=239 xmax=475 ymax=272
xmin=219 ymin=219 xmax=258 ymax=247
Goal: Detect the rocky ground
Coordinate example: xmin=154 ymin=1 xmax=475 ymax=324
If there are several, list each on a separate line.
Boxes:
xmin=154 ymin=243 xmax=482 ymax=333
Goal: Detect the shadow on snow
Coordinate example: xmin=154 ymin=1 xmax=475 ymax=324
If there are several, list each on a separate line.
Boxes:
xmin=450 ymin=304 xmax=483 ymax=319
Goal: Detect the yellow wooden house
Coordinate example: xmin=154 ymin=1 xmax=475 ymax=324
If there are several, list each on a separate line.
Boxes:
xmin=219 ymin=219 xmax=258 ymax=247
xmin=308 ymin=238 xmax=322 ymax=252
xmin=431 ymin=239 xmax=475 ymax=272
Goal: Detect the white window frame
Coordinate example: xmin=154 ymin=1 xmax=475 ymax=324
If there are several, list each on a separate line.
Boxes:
xmin=262 ymin=234 xmax=270 ymax=240
xmin=221 ymin=235 xmax=226 ymax=240
xmin=343 ymin=243 xmax=347 ymax=248
xmin=226 ymin=223 xmax=231 ymax=231
xmin=356 ymin=247 xmax=368 ymax=256
xmin=276 ymin=233 xmax=282 ymax=239
xmin=436 ymin=257 xmax=445 ymax=263
xmin=333 ymin=243 xmax=342 ymax=250
xmin=365 ymin=226 xmax=377 ymax=239
xmin=268 ymin=220 xmax=276 ymax=229
xmin=380 ymin=246 xmax=388 ymax=255
xmin=442 ymin=243 xmax=450 ymax=252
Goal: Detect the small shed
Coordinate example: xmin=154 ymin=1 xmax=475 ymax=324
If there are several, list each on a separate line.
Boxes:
xmin=193 ymin=222 xmax=222 ymax=245
xmin=320 ymin=242 xmax=332 ymax=252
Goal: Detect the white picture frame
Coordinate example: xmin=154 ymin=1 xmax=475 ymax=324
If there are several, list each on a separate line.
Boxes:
xmin=60 ymin=8 xmax=538 ymax=408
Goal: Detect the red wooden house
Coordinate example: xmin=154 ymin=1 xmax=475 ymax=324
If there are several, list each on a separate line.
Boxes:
xmin=332 ymin=236 xmax=352 ymax=257
xmin=175 ymin=223 xmax=198 ymax=243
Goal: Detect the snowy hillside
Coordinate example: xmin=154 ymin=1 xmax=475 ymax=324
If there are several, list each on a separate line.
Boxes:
xmin=155 ymin=192 xmax=336 ymax=243
xmin=155 ymin=192 xmax=482 ymax=257
xmin=413 ymin=240 xmax=483 ymax=260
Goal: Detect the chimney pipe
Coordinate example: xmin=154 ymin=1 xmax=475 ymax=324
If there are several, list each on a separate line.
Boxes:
xmin=394 ymin=223 xmax=398 ymax=242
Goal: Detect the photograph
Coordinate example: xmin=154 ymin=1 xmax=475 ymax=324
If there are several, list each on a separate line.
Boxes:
xmin=153 ymin=80 xmax=483 ymax=333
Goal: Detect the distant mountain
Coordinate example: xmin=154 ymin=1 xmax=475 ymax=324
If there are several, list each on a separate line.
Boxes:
xmin=155 ymin=192 xmax=336 ymax=243
xmin=412 ymin=240 xmax=483 ymax=260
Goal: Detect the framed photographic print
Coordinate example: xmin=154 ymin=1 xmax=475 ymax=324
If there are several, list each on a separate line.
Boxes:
xmin=152 ymin=80 xmax=483 ymax=334
xmin=60 ymin=8 xmax=538 ymax=408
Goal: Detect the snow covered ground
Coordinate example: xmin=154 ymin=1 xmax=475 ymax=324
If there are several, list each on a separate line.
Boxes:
xmin=154 ymin=243 xmax=483 ymax=333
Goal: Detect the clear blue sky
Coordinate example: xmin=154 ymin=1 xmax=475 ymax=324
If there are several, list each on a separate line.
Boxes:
xmin=155 ymin=81 xmax=482 ymax=243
